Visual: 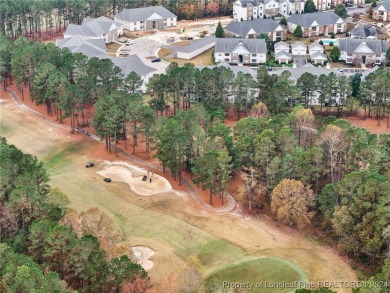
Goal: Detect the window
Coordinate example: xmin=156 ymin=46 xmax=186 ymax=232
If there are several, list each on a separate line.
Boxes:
xmin=252 ymin=59 xmax=257 ymax=62
xmin=375 ymin=59 xmax=381 ymax=64
xmin=252 ymin=53 xmax=257 ymax=57
xmin=225 ymin=53 xmax=229 ymax=56
xmin=225 ymin=58 xmax=230 ymax=61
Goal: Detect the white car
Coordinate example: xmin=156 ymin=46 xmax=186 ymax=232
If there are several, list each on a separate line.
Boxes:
xmin=125 ymin=40 xmax=133 ymax=46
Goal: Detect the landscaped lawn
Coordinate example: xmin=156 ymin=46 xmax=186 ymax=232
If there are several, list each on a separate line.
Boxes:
xmin=106 ymin=42 xmax=122 ymax=55
xmin=162 ymin=47 xmax=215 ymax=66
xmin=207 ymin=258 xmax=306 ymax=293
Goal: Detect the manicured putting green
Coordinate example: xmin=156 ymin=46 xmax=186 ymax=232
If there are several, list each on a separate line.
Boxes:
xmin=207 ymin=258 xmax=307 ymax=293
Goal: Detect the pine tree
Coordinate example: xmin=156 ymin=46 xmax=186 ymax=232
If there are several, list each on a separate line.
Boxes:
xmin=293 ymin=25 xmax=303 ymax=38
xmin=215 ymin=21 xmax=224 ymax=38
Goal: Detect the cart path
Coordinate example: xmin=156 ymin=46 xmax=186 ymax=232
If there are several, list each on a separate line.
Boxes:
xmin=4 ymin=88 xmax=237 ymax=214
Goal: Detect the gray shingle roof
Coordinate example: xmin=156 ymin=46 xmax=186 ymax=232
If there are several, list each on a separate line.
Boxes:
xmin=373 ymin=0 xmax=390 ymax=11
xmin=288 ymin=12 xmax=343 ymax=27
xmin=56 ymin=36 xmax=156 ymax=77
xmin=338 ymin=38 xmax=388 ymax=55
xmin=349 ymin=25 xmax=379 ymax=38
xmin=115 ymin=6 xmax=176 ymax=22
xmin=175 ymin=37 xmax=216 ymax=53
xmin=274 ymin=41 xmax=289 ymax=49
xmin=215 ymin=38 xmax=267 ymax=54
xmin=198 ymin=62 xmax=257 ymax=78
xmin=308 ymin=42 xmax=324 ymax=50
xmin=291 ymin=41 xmax=306 ymax=48
xmin=224 ymin=19 xmax=283 ymax=36
xmin=275 ymin=50 xmax=292 ymax=59
xmin=64 ymin=16 xmax=121 ymax=38
xmin=310 ymin=51 xmax=328 ymax=60
xmin=237 ymin=0 xmax=263 ymax=7
xmin=272 ymin=67 xmax=341 ymax=80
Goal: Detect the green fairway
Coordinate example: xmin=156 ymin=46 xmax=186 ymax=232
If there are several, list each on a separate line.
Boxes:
xmin=207 ymin=258 xmax=307 ymax=293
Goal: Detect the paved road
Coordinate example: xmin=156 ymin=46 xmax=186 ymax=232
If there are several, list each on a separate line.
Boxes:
xmin=347 ymin=5 xmax=369 ymax=16
xmin=128 ymin=37 xmax=169 ymax=73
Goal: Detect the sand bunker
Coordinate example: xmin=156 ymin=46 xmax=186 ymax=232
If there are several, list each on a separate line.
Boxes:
xmin=131 ymin=246 xmax=155 ymax=270
xmin=97 ymin=161 xmax=172 ymax=196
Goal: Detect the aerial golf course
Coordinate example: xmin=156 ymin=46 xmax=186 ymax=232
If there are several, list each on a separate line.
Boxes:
xmin=0 ymin=92 xmax=356 ymax=291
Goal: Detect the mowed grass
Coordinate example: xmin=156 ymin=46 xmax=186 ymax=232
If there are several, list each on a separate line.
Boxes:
xmin=1 ymin=98 xmax=358 ymax=292
xmin=207 ymin=258 xmax=305 ymax=293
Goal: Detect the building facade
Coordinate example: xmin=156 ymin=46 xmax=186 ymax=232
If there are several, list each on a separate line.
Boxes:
xmin=372 ymin=0 xmax=390 ymax=21
xmin=114 ymin=6 xmax=177 ymax=31
xmin=224 ymin=18 xmax=287 ymax=41
xmin=287 ymin=12 xmax=346 ymax=37
xmin=64 ymin=16 xmax=123 ymax=43
xmin=215 ymin=38 xmax=267 ymax=64
xmin=232 ymin=0 xmax=304 ymax=20
xmin=339 ymin=39 xmax=388 ymax=65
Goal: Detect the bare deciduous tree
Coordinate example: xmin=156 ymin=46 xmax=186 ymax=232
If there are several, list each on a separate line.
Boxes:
xmin=317 ymin=125 xmax=349 ymax=184
xmin=294 ymin=108 xmax=317 ymax=149
xmin=250 ymin=101 xmax=269 ymax=118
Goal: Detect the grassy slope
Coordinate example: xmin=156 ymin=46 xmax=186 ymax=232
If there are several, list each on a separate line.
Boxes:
xmin=0 ymin=97 xmax=357 ymax=291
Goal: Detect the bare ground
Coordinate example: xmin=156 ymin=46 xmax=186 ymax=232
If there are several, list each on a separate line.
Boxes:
xmin=0 ymin=89 xmax=358 ymax=291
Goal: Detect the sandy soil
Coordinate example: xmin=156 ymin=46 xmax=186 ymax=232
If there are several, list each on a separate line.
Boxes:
xmin=344 ymin=114 xmax=390 ymax=135
xmin=97 ymin=161 xmax=173 ymax=196
xmin=1 ymin=85 xmax=359 ymax=292
xmin=131 ymin=246 xmax=155 ymax=270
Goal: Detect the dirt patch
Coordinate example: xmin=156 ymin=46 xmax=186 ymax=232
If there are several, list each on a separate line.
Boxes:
xmin=106 ymin=42 xmax=122 ymax=54
xmin=158 ymin=48 xmax=174 ymax=58
xmin=344 ymin=114 xmax=390 ymax=134
xmin=172 ymin=40 xmax=191 ymax=46
xmin=97 ymin=161 xmax=174 ymax=196
xmin=131 ymin=246 xmax=155 ymax=270
xmin=164 ymin=47 xmax=214 ymax=66
xmin=123 ymin=29 xmax=155 ymax=39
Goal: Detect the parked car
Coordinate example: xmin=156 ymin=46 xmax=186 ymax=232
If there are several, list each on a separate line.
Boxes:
xmin=104 ymin=178 xmax=112 ymax=183
xmin=125 ymin=40 xmax=133 ymax=46
xmin=85 ymin=162 xmax=94 ymax=168
xmin=357 ymin=5 xmax=364 ymax=8
xmin=151 ymin=58 xmax=161 ymax=62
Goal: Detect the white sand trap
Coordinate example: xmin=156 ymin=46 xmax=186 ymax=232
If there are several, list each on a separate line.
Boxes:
xmin=131 ymin=246 xmax=155 ymax=270
xmin=97 ymin=161 xmax=172 ymax=196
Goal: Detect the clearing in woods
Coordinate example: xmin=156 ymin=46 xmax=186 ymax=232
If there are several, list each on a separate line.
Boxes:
xmin=0 ymin=92 xmax=357 ymax=291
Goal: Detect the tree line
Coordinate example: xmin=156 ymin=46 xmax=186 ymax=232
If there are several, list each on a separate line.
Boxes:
xmin=0 ymin=138 xmax=149 ymax=292
xmin=0 ymin=0 xmax=230 ymax=39
xmin=1 ymin=35 xmax=389 ymax=277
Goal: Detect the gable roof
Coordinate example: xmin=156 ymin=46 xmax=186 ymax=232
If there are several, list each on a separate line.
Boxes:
xmin=56 ymin=36 xmax=155 ymax=77
xmin=64 ymin=16 xmax=121 ymax=38
xmin=115 ymin=6 xmax=176 ymax=22
xmin=310 ymin=51 xmax=328 ymax=60
xmin=236 ymin=0 xmax=263 ymax=7
xmin=225 ymin=19 xmax=284 ymax=36
xmin=373 ymin=0 xmax=390 ymax=11
xmin=215 ymin=38 xmax=267 ymax=54
xmin=274 ymin=41 xmax=289 ymax=49
xmin=291 ymin=41 xmax=306 ymax=48
xmin=349 ymin=25 xmax=379 ymax=38
xmin=275 ymin=50 xmax=292 ymax=59
xmin=308 ymin=42 xmax=324 ymax=50
xmin=338 ymin=38 xmax=388 ymax=55
xmin=198 ymin=62 xmax=257 ymax=78
xmin=175 ymin=37 xmax=216 ymax=53
xmin=288 ymin=12 xmax=344 ymax=27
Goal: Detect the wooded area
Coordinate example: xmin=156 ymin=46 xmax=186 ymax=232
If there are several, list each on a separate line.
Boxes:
xmin=0 ymin=138 xmax=149 ymax=292
xmin=1 ymin=34 xmax=389 ymax=286
xmin=0 ymin=0 xmax=230 ymax=39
